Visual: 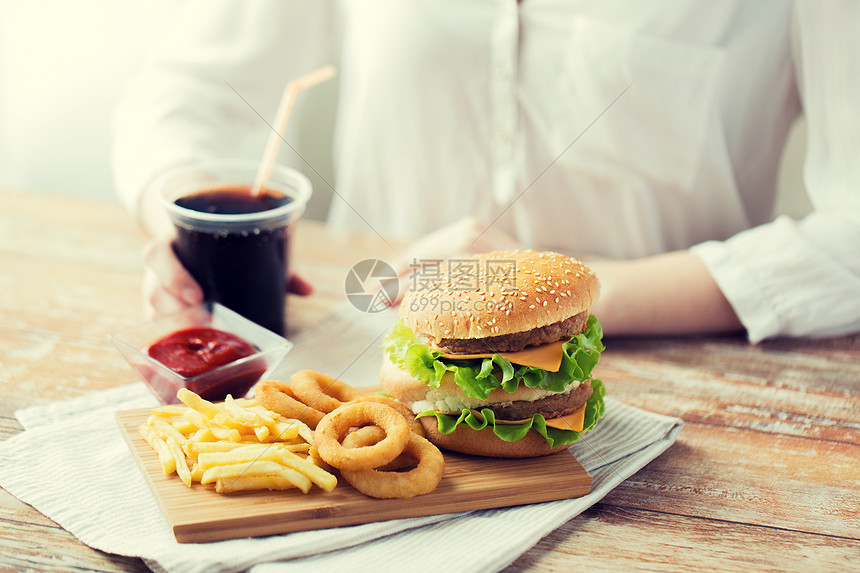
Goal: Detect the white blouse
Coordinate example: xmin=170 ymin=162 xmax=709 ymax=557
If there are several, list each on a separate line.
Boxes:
xmin=113 ymin=0 xmax=860 ymax=343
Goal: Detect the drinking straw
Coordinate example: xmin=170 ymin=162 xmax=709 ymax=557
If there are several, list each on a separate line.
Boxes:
xmin=251 ymin=64 xmax=337 ymax=196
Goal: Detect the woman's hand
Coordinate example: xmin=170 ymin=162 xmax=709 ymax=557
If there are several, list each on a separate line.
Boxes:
xmin=141 ymin=235 xmax=312 ymax=319
xmin=142 ymin=237 xmax=202 ymax=318
xmin=383 ymin=217 xmax=521 ymax=305
xmin=391 ymin=216 xmax=520 ymax=269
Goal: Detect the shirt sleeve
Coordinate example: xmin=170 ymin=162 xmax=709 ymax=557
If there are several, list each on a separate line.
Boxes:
xmin=691 ymin=0 xmax=860 ymax=343
xmin=111 ymin=0 xmax=336 ymax=217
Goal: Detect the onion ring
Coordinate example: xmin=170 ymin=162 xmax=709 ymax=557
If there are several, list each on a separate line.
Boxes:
xmin=344 ymin=426 xmax=415 ymax=471
xmin=290 ymin=369 xmax=364 ymax=413
xmin=314 ymin=402 xmax=410 ymax=471
xmin=254 ymin=379 xmax=325 ymax=429
xmin=340 ymin=430 xmax=445 ymax=499
xmin=350 ymin=395 xmax=425 ymax=437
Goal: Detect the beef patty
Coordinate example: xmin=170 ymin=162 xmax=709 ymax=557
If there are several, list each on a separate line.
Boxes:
xmin=430 ymin=310 xmax=589 ymax=354
xmin=487 ymin=380 xmax=594 ymax=421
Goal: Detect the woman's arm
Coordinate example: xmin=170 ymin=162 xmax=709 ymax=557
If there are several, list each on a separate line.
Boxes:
xmin=386 ymin=221 xmax=744 ymax=337
xmin=587 ymin=251 xmax=743 ymax=337
xmin=688 ymin=1 xmax=860 ymax=343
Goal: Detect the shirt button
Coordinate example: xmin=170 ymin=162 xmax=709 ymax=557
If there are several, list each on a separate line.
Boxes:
xmin=496 ymin=130 xmax=510 ymax=143
xmin=496 ymin=67 xmax=510 ymax=80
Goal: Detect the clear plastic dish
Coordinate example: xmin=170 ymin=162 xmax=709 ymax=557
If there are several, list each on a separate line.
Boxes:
xmin=110 ymin=303 xmax=292 ymax=404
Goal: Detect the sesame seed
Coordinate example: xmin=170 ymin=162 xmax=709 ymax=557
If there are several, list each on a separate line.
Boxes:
xmin=543 ymin=301 xmax=547 ymax=306
xmin=529 ymin=304 xmax=535 ymax=309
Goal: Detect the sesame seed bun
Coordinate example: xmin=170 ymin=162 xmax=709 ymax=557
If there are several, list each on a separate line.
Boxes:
xmin=385 ymin=250 xmax=603 ymax=459
xmin=399 ymin=250 xmax=599 ymax=344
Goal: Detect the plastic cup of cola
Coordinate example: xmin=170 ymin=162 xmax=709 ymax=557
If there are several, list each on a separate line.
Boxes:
xmin=158 ymin=161 xmax=312 ymax=335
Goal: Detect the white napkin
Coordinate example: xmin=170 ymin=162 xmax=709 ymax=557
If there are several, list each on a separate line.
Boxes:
xmin=0 ymin=304 xmax=682 ymax=573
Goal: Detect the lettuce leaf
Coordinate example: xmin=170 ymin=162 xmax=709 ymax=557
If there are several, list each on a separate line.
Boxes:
xmin=417 ymin=379 xmax=606 ymax=448
xmin=381 ymin=315 xmax=605 ymax=400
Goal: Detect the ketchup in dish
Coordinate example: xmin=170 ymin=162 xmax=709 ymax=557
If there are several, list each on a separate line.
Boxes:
xmin=147 ymin=327 xmax=264 ymax=400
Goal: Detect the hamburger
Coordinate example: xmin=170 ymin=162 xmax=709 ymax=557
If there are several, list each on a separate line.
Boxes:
xmin=381 ymin=250 xmax=606 ymax=458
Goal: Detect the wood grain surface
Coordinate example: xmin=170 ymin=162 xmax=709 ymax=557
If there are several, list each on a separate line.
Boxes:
xmin=1 ymin=190 xmax=859 ymax=571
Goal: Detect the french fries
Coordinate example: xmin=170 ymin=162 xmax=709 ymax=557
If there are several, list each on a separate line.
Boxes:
xmin=138 ymin=388 xmax=336 ymax=494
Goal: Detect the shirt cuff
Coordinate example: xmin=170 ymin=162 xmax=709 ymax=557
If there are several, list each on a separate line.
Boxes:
xmin=691 ymin=216 xmax=860 ymax=343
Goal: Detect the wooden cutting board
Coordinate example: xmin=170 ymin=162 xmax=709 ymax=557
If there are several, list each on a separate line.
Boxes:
xmin=117 ymin=408 xmax=592 ymax=543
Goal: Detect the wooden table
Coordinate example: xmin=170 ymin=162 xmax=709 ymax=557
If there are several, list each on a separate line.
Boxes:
xmin=1 ymin=190 xmax=858 ymax=572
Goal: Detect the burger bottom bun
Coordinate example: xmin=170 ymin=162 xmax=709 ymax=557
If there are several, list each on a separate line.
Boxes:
xmin=418 ymin=416 xmax=570 ymax=458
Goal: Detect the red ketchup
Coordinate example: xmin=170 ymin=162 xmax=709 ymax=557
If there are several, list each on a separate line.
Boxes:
xmin=147 ymin=328 xmax=265 ymax=401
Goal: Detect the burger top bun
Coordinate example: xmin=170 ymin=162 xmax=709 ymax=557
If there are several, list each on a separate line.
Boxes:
xmin=400 ymin=250 xmax=599 ymax=342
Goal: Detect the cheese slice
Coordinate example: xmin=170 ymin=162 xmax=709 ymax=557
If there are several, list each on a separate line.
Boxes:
xmin=544 ymin=404 xmax=586 ymax=431
xmin=492 ymin=403 xmax=586 ymax=432
xmin=440 ymin=340 xmax=566 ymax=372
